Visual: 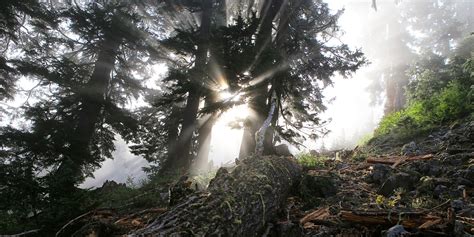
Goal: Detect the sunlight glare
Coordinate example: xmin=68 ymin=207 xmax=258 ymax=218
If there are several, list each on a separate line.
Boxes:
xmin=208 ymin=104 xmax=251 ymax=166
xmin=218 ymin=90 xmax=242 ymax=102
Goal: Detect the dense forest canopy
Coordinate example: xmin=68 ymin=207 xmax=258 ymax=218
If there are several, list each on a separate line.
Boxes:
xmin=0 ymin=0 xmax=472 ymax=235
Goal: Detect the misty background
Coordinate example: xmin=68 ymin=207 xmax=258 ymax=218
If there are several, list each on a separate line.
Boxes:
xmin=79 ymin=0 xmax=473 ymax=187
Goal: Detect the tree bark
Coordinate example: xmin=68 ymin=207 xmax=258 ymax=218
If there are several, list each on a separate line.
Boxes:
xmin=53 ymin=20 xmax=121 ymax=191
xmin=193 ymin=0 xmax=227 ymax=172
xmin=195 ymin=114 xmax=216 ymax=171
xmin=166 ymin=105 xmax=180 ymax=163
xmin=132 ymin=155 xmax=302 ymax=236
xmin=171 ymin=0 xmax=212 ymax=172
xmin=239 ymin=0 xmax=284 ymax=159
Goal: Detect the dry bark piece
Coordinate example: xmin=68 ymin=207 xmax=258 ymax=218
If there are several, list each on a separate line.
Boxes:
xmin=300 ymin=207 xmax=330 ymax=225
xmin=339 ymin=210 xmax=444 ymax=229
xmin=366 ymin=154 xmax=434 ymax=168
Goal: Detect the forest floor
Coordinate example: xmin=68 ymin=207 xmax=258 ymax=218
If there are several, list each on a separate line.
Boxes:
xmin=58 ymin=120 xmax=473 ymax=237
xmin=289 ymin=119 xmax=474 ymax=236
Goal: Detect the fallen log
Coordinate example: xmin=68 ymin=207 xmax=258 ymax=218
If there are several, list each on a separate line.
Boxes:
xmin=366 ymin=154 xmax=434 ymax=168
xmin=132 ymin=155 xmax=302 ymax=236
xmin=340 ymin=210 xmax=445 ymax=229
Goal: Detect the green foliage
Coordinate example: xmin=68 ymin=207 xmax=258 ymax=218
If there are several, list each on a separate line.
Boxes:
xmin=357 ymin=133 xmax=374 ymax=146
xmin=296 ymin=153 xmax=327 ymax=169
xmin=375 ymin=40 xmax=474 ymax=138
xmin=352 ymin=153 xmax=367 ymax=162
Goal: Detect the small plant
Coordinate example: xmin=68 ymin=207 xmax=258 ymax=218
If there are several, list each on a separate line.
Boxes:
xmin=296 ymin=152 xmax=327 ymax=169
xmin=357 ymin=133 xmax=374 ymax=146
xmin=352 ymin=153 xmax=367 ymax=162
xmin=375 ymin=188 xmax=405 ymax=208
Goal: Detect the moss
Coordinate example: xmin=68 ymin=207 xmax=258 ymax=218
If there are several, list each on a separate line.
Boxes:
xmin=296 ymin=153 xmax=328 ymax=169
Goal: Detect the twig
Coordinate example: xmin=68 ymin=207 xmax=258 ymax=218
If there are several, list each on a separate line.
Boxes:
xmin=55 ymin=211 xmax=92 ymax=236
xmin=9 ymin=229 xmax=40 ymax=237
xmin=430 ymin=199 xmax=451 ymax=211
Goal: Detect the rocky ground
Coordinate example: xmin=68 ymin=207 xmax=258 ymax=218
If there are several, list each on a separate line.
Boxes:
xmin=280 ymin=120 xmax=474 ymax=236
xmin=56 ymin=120 xmax=473 ymax=236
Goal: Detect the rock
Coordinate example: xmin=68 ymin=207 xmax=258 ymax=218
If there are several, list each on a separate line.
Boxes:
xmin=434 ymin=185 xmax=448 ymax=198
xmin=368 ymin=164 xmax=393 ymax=185
xmin=275 ymin=144 xmax=292 ymax=156
xmin=451 ymin=199 xmax=465 ymax=212
xmin=401 ymin=141 xmax=420 ymax=156
xmin=378 ymin=172 xmax=418 ymax=196
xmin=415 ymin=160 xmax=443 ymax=176
xmin=299 ymin=173 xmax=338 ymax=202
xmin=100 ymin=180 xmax=126 ymax=192
xmin=384 ymin=225 xmax=409 ymax=237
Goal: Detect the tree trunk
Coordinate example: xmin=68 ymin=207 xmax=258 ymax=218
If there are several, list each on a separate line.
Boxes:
xmin=262 ymin=0 xmax=292 ymax=155
xmin=171 ymin=0 xmax=212 ymax=172
xmin=166 ymin=105 xmax=180 ymax=163
xmin=194 ymin=113 xmax=216 ymax=172
xmin=193 ymin=0 xmax=227 ymax=172
xmin=239 ymin=0 xmax=284 ymax=159
xmin=239 ymin=85 xmax=268 ymax=158
xmin=215 ymin=0 xmax=227 ymax=28
xmin=53 ymin=23 xmax=121 ymax=191
xmin=132 ymin=155 xmax=302 ymax=236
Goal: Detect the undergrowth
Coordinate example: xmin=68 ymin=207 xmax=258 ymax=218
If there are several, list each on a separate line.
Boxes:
xmin=373 ymin=46 xmax=473 ymax=141
xmin=296 ymin=152 xmax=328 ymax=169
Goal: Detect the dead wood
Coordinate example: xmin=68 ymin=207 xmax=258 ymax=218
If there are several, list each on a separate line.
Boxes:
xmin=339 ymin=210 xmax=445 ymax=229
xmin=366 ymin=154 xmax=434 ymax=168
xmin=132 ymin=156 xmax=302 ymax=236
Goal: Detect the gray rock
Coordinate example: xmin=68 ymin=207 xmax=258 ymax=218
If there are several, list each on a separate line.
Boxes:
xmin=416 ymin=160 xmax=443 ymax=176
xmin=451 ymin=199 xmax=465 ymax=212
xmin=378 ymin=172 xmax=418 ymax=196
xmin=384 ymin=225 xmax=409 ymax=237
xmin=369 ymin=164 xmax=393 ymax=185
xmin=275 ymin=144 xmax=292 ymax=156
xmin=401 ymin=141 xmax=420 ymax=156
xmin=434 ymin=185 xmax=448 ymax=198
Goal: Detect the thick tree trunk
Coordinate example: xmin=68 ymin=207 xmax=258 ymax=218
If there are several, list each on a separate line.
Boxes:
xmin=239 ymin=0 xmax=284 ymax=159
xmin=53 ymin=26 xmax=120 ymax=191
xmin=194 ymin=114 xmax=216 ymax=171
xmin=239 ymin=85 xmax=268 ymax=158
xmin=132 ymin=155 xmax=302 ymax=236
xmin=171 ymin=0 xmax=212 ymax=172
xmin=173 ymin=88 xmax=201 ymax=170
xmin=194 ymin=1 xmax=226 ymax=171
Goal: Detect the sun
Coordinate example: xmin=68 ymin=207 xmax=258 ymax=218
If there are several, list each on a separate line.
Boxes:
xmin=218 ymin=90 xmax=242 ymax=102
xmin=208 ymin=103 xmax=251 ymax=165
xmin=207 ymin=89 xmax=252 ymax=166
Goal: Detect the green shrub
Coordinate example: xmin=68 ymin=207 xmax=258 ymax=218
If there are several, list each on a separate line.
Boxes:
xmin=296 ymin=153 xmax=327 ymax=169
xmin=357 ymin=133 xmax=374 ymax=146
xmin=375 ymin=57 xmax=473 ymax=138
